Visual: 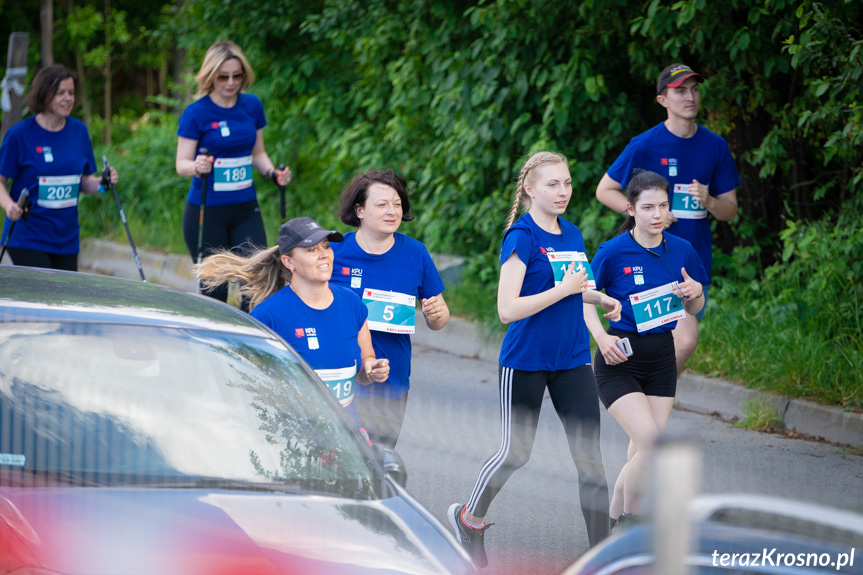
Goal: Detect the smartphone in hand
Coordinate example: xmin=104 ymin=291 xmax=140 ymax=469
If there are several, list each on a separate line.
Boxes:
xmin=615 ymin=337 xmax=633 ymax=358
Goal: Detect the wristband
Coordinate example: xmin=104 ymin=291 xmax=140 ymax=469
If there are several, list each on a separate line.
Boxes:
xmin=268 ymin=168 xmax=278 ymax=184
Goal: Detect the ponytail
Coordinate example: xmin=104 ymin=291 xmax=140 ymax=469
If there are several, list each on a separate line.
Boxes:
xmin=193 ymin=244 xmax=290 ymax=310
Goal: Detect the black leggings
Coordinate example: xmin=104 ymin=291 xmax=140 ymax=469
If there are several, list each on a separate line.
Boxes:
xmin=183 ymin=200 xmax=267 ymax=305
xmin=354 ymin=392 xmax=410 ymax=449
xmin=7 ymin=248 xmax=77 ymax=271
xmin=466 ymin=364 xmax=610 ymax=546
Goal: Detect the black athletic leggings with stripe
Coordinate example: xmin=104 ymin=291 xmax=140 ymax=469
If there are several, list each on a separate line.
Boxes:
xmin=466 ymin=364 xmax=609 ymax=547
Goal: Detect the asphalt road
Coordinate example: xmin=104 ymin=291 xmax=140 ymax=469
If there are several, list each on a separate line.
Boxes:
xmin=395 ymin=343 xmax=863 ymax=575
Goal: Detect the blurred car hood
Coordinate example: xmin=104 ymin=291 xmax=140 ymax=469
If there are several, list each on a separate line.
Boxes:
xmin=0 ymin=486 xmax=469 ymax=575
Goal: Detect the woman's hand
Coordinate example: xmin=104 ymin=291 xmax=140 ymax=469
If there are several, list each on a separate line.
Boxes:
xmin=0 ymin=190 xmax=24 ymax=221
xmin=194 ymin=153 xmax=213 ymax=176
xmin=559 ymin=262 xmax=589 ymax=296
xmin=363 ymin=357 xmax=390 ymax=383
xmin=269 ymin=165 xmax=292 ymax=186
xmin=421 ymin=294 xmax=450 ymax=330
xmin=600 ymin=294 xmax=622 ymax=322
xmin=598 ymin=333 xmax=629 ymax=366
xmin=675 ymin=267 xmax=702 ymax=301
xmin=106 ymin=166 xmax=119 ymax=186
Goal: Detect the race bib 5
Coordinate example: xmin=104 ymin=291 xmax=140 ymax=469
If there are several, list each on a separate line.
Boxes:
xmin=363 ymin=288 xmax=416 ymax=334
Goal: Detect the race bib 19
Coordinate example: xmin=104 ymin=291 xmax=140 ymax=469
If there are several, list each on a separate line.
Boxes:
xmin=547 ymin=251 xmax=596 ymax=289
xmin=38 ymin=175 xmax=80 ymax=209
xmin=671 ymin=183 xmax=708 ymax=219
xmin=629 ymin=281 xmax=686 ymax=332
xmin=363 ymin=288 xmax=416 ymax=334
xmin=213 ymin=156 xmax=253 ymax=192
xmin=314 ymin=364 xmax=357 ymax=407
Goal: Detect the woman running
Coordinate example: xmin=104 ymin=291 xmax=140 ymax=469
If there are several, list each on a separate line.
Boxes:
xmin=584 ymin=169 xmax=706 ymax=528
xmin=449 ymin=151 xmax=621 ymax=568
xmin=196 ymin=217 xmax=389 ymax=435
xmin=330 ymin=169 xmax=449 ymax=448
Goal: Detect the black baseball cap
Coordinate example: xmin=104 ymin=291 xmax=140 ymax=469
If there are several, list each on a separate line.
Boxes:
xmin=657 ymin=63 xmax=703 ymax=94
xmin=277 ymin=217 xmax=343 ymax=255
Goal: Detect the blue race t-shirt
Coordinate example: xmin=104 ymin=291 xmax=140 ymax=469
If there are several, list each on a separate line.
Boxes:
xmin=591 ymin=231 xmax=707 ymax=335
xmin=250 ymin=284 xmax=368 ymax=426
xmin=607 ymin=122 xmax=741 ymax=284
xmin=0 ymin=116 xmax=96 ymax=254
xmin=330 ymin=231 xmax=446 ymax=399
xmin=177 ymin=93 xmax=266 ymax=207
xmin=498 ymin=213 xmax=592 ymax=371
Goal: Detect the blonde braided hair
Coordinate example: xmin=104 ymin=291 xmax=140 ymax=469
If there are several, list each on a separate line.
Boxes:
xmin=193 ymin=245 xmax=291 ymax=310
xmin=505 ymin=151 xmax=568 ymax=232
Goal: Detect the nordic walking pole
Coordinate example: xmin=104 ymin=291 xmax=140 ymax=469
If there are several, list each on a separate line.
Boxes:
xmin=101 ymin=157 xmax=146 ymax=282
xmin=195 ymin=147 xmax=211 ymax=294
xmin=0 ymin=188 xmax=30 ymax=264
xmin=275 ymin=163 xmax=287 ymax=224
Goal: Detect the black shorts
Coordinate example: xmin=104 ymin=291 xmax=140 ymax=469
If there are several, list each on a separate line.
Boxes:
xmin=594 ymin=328 xmax=677 ymax=409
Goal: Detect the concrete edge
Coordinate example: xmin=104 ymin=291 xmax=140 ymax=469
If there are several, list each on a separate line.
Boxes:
xmin=415 ymin=315 xmax=862 ymax=448
xmin=79 ymin=238 xmax=196 ymax=290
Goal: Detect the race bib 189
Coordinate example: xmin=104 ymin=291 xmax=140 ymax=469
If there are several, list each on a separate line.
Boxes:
xmin=213 ymin=156 xmax=253 ymax=191
xmin=314 ymin=364 xmax=357 ymax=407
xmin=363 ymin=288 xmax=416 ymax=334
xmin=671 ymin=183 xmax=707 ymax=219
xmin=38 ymin=175 xmax=80 ymax=209
xmin=629 ymin=281 xmax=686 ymax=332
xmin=547 ymin=251 xmax=596 ymax=289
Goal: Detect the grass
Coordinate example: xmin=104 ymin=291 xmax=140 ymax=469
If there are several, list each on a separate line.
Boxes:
xmin=733 ymin=397 xmax=784 ymax=431
xmin=448 ymin=273 xmax=862 ymax=411
xmin=689 ymin=298 xmax=863 ymax=410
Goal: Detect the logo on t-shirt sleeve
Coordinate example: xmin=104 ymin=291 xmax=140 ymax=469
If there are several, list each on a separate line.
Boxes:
xmin=294 ymin=328 xmax=305 ymax=338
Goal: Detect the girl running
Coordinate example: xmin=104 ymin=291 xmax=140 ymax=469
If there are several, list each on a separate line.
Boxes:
xmin=584 ymin=169 xmax=706 ymax=528
xmin=449 ymin=152 xmax=621 ymax=568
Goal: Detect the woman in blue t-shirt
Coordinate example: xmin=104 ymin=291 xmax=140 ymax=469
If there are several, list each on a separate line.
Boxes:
xmin=330 ymin=169 xmax=449 ymax=449
xmin=195 ymin=217 xmax=390 ymax=438
xmin=0 ymin=65 xmax=118 ymax=270
xmin=584 ymin=169 xmax=706 ymax=529
xmin=176 ymin=40 xmax=290 ymax=307
xmin=448 ymin=152 xmax=622 ymax=568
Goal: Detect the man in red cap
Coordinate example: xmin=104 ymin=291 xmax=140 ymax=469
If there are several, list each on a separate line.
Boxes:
xmin=594 ymin=63 xmax=741 ymax=377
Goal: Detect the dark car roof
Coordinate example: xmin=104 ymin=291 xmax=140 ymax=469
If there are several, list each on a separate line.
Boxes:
xmin=0 ymin=267 xmax=263 ymax=336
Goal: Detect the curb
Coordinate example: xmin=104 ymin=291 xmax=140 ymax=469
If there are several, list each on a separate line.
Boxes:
xmin=413 ymin=314 xmax=863 ymax=449
xmin=76 ymin=239 xmax=862 ymax=448
xmin=79 ymin=238 xmax=195 ymax=290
